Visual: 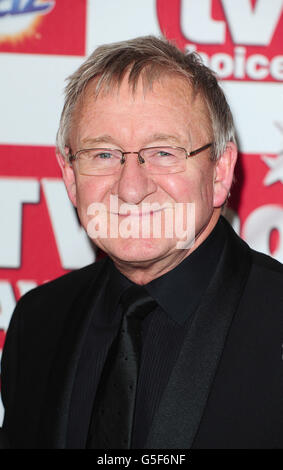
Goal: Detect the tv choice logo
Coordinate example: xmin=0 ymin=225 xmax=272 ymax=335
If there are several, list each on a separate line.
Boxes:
xmin=185 ymin=44 xmax=283 ymax=81
xmin=156 ymin=0 xmax=283 ymax=81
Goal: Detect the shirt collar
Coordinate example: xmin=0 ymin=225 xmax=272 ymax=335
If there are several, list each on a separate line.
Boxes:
xmin=106 ymin=216 xmax=227 ymax=325
xmin=144 ymin=217 xmax=227 ymax=324
xmin=106 ymin=257 xmax=132 ymax=311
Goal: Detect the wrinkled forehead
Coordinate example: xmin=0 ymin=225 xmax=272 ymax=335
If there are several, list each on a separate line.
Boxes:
xmin=77 ymin=68 xmax=205 ymax=106
xmin=71 ymin=71 xmax=212 ymax=140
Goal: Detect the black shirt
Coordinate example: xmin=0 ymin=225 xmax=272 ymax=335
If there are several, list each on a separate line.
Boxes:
xmin=66 ymin=217 xmax=226 ymax=448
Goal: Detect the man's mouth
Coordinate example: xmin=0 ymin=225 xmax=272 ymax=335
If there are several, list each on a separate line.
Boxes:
xmin=110 ymin=207 xmax=170 ymax=218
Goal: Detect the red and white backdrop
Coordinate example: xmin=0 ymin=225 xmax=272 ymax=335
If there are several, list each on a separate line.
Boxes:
xmin=0 ymin=0 xmax=283 ymax=422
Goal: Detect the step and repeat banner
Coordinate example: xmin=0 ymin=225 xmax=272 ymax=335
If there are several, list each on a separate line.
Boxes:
xmin=0 ymin=0 xmax=283 ymax=421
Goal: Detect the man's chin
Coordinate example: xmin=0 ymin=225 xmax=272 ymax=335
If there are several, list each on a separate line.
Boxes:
xmin=94 ymin=237 xmax=175 ymax=264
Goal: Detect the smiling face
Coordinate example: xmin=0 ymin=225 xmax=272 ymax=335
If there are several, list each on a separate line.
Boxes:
xmin=57 ymin=74 xmax=237 ymax=281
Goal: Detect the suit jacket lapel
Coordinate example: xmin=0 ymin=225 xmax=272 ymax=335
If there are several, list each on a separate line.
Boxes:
xmin=37 ymin=258 xmax=108 ymax=448
xmin=146 ymin=227 xmax=252 ymax=449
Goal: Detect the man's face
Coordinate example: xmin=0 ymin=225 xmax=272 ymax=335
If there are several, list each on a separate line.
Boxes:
xmin=59 ymin=75 xmax=236 ymax=269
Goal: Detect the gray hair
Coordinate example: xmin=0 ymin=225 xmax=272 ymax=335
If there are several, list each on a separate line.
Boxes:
xmin=56 ymin=35 xmax=236 ymax=160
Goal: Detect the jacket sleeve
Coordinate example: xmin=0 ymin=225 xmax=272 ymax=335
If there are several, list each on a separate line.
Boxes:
xmin=1 ymin=296 xmax=23 ymax=447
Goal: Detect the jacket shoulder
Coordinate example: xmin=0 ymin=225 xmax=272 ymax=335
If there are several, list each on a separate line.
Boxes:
xmin=223 ymin=216 xmax=283 ymax=277
xmin=15 ymin=257 xmax=108 ymax=312
xmin=250 ymin=248 xmax=283 ymax=275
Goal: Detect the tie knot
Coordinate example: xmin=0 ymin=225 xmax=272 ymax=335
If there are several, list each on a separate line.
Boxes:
xmin=120 ymin=285 xmax=156 ymax=320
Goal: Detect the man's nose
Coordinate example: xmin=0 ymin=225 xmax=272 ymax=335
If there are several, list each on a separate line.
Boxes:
xmin=113 ymin=153 xmax=157 ymax=205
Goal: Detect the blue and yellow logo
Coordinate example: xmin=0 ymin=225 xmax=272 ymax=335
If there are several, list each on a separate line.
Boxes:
xmin=0 ymin=0 xmax=55 ymax=43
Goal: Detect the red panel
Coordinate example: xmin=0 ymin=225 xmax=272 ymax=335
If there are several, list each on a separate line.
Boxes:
xmin=230 ymin=152 xmax=283 ymax=222
xmin=0 ymin=331 xmax=6 ymax=350
xmin=0 ymin=145 xmax=69 ymax=298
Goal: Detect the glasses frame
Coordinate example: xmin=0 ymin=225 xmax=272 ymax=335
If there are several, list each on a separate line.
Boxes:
xmin=68 ymin=142 xmax=213 ymax=174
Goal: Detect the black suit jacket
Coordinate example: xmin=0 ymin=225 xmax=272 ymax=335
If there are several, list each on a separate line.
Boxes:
xmin=0 ymin=428 xmax=9 ymax=449
xmin=1 ymin=219 xmax=283 ymax=449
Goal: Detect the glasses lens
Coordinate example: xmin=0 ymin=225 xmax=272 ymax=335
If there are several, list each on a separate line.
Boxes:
xmin=76 ymin=149 xmax=122 ymax=175
xmin=141 ymin=147 xmax=186 ymax=174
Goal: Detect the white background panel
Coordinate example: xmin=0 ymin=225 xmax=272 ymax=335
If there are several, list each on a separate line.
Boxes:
xmin=86 ymin=0 xmax=161 ymax=54
xmin=0 ymin=54 xmax=83 ymax=146
xmin=222 ymin=81 xmax=283 ymax=153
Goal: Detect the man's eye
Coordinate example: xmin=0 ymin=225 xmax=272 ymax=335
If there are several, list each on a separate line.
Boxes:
xmin=158 ymin=151 xmax=172 ymax=156
xmin=96 ymin=152 xmax=113 ymax=159
xmin=156 ymin=150 xmax=175 ymax=158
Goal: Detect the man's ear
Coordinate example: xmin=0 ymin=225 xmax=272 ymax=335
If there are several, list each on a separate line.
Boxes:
xmin=56 ymin=148 xmax=77 ymax=207
xmin=213 ymin=142 xmax=238 ymax=208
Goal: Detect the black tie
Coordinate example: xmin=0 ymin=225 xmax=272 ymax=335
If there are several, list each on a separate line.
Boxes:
xmin=87 ymin=285 xmax=156 ymax=449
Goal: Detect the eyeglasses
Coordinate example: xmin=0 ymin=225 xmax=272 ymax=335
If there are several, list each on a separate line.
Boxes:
xmin=69 ymin=142 xmax=213 ymax=176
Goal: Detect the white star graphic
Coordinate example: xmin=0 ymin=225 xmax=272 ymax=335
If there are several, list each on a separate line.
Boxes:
xmin=261 ymin=153 xmax=283 ymax=186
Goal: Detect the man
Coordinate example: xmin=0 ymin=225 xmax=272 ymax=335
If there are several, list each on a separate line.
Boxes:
xmin=1 ymin=36 xmax=283 ymax=449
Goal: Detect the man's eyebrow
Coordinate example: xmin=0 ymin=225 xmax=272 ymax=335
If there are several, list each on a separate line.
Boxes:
xmin=143 ymin=133 xmax=187 ymax=146
xmin=80 ymin=135 xmax=117 ymax=147
xmin=80 ymin=133 xmax=187 ymax=148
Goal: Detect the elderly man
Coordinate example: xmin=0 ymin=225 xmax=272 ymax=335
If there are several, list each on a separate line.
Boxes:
xmin=1 ymin=36 xmax=283 ymax=449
